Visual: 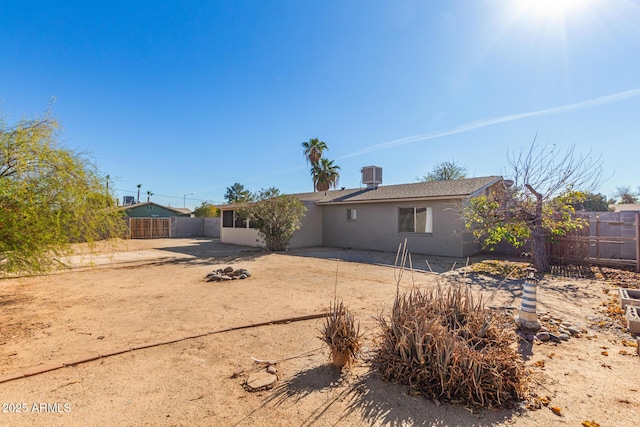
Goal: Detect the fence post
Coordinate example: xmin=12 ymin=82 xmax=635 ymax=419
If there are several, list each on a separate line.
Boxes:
xmin=636 ymin=212 xmax=640 ymax=273
xmin=595 ymin=215 xmax=600 ymax=262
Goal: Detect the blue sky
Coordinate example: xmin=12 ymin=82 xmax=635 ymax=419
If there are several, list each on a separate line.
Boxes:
xmin=1 ymin=0 xmax=639 ymax=210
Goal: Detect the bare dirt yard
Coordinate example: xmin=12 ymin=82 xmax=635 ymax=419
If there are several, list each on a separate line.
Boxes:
xmin=0 ymin=238 xmax=638 ymax=426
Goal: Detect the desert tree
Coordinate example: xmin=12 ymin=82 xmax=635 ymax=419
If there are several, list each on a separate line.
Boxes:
xmin=0 ymin=110 xmax=126 ymax=275
xmin=613 ymin=186 xmax=638 ymax=204
xmin=224 ymin=182 xmax=252 ymax=204
xmin=193 ymin=201 xmax=220 ymax=217
xmin=236 ymin=187 xmax=306 ymax=251
xmin=463 ymin=142 xmax=603 ymax=273
xmin=419 ymin=160 xmax=468 ymax=182
xmin=572 ymin=192 xmax=611 ymax=212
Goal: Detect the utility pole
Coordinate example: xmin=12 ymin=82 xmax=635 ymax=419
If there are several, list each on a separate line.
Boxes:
xmin=183 ymin=192 xmax=193 ymax=209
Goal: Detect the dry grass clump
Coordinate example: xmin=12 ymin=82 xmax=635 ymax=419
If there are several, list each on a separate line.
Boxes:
xmin=375 ymin=282 xmax=527 ymax=408
xmin=319 ymin=300 xmax=362 ymax=368
xmin=469 ymin=259 xmax=530 ymax=279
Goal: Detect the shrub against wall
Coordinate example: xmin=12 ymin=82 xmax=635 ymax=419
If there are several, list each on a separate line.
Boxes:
xmin=237 ymin=189 xmax=306 ymax=251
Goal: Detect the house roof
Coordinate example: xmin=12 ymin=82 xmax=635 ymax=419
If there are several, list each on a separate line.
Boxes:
xmin=218 ymin=176 xmax=502 ymax=208
xmin=609 ymin=203 xmax=640 ymax=212
xmin=120 ymin=201 xmax=192 ymax=215
xmin=304 ymin=176 xmax=502 ymax=204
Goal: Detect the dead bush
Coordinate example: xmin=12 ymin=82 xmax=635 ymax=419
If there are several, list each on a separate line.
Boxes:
xmin=319 ymin=300 xmax=362 ymax=368
xmin=375 ymin=281 xmax=527 ymax=408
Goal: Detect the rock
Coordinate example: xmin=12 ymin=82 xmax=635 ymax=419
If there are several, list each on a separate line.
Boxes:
xmin=220 ymin=275 xmax=232 ymax=281
xmin=558 ymin=333 xmax=570 ymax=341
xmin=561 ymin=322 xmax=572 ymax=328
xmin=231 ymin=276 xmax=239 ymax=280
xmin=567 ymin=326 xmax=581 ymax=336
xmin=559 ymin=328 xmax=570 ymax=335
xmin=517 ymin=331 xmax=528 ymax=341
xmin=266 ymin=365 xmax=277 ymax=375
xmin=245 ymin=372 xmax=277 ymax=392
xmin=223 ymin=266 xmax=234 ymax=273
xmin=540 ymin=315 xmax=551 ymax=321
xmin=536 ymin=332 xmax=551 ymax=341
xmin=239 ymin=274 xmax=247 ymax=279
xmin=549 ymin=333 xmax=562 ymax=343
xmin=526 ymin=333 xmax=535 ymax=342
xmin=231 ymin=368 xmax=244 ymax=378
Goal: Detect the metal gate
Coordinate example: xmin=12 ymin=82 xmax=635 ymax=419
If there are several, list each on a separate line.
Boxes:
xmin=128 ymin=218 xmax=171 ymax=239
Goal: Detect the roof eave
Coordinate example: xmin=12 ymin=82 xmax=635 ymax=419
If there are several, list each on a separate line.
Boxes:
xmin=316 ymin=194 xmax=469 ymax=205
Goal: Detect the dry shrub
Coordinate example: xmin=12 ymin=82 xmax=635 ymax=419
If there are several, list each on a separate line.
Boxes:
xmin=469 ymin=259 xmax=530 ymax=279
xmin=319 ymin=300 xmax=362 ymax=368
xmin=375 ymin=282 xmax=527 ymax=408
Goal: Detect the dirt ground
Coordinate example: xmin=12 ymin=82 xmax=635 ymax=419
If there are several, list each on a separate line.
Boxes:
xmin=0 ymin=238 xmax=638 ymax=426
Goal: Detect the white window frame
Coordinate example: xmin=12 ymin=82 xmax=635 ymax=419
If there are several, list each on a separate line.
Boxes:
xmin=398 ymin=207 xmax=433 ymax=234
xmin=347 ymin=208 xmax=357 ymax=221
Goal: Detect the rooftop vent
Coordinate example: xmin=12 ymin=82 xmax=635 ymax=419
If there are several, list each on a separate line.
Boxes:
xmin=361 ymin=166 xmax=382 ymax=189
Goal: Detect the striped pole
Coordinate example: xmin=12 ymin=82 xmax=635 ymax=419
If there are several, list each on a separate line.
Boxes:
xmin=519 ymin=268 xmax=541 ymax=331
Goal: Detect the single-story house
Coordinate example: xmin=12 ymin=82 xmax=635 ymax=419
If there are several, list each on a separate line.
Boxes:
xmin=609 ymin=204 xmax=640 ymax=212
xmin=121 ymin=201 xmax=193 ymax=218
xmin=219 ymin=167 xmax=502 ymax=258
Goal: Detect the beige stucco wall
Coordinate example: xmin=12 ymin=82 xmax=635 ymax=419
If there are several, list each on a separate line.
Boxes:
xmin=220 ymin=224 xmax=263 ymax=247
xmin=220 ymin=198 xmax=481 ymax=257
xmin=321 ymin=199 xmax=474 ymax=258
xmin=287 ymin=202 xmax=323 ymax=249
xmin=219 ymin=202 xmax=321 ymax=250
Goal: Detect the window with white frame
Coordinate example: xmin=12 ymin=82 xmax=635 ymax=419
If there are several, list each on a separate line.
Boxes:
xmin=398 ymin=207 xmax=432 ymax=233
xmin=347 ymin=208 xmax=357 ymax=221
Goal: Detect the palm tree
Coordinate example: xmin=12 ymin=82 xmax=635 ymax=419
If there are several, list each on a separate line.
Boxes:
xmin=137 ymin=184 xmax=142 ymax=203
xmin=147 ymin=190 xmax=153 ymax=202
xmin=313 ymin=158 xmax=341 ymax=192
xmin=301 ymin=138 xmax=328 ymax=166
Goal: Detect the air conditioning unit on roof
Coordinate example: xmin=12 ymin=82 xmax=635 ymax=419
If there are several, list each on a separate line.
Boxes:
xmin=361 ymin=166 xmax=382 ymax=189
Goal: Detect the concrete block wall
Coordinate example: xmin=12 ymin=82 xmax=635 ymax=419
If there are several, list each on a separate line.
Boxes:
xmin=170 ymin=217 xmax=221 ymax=238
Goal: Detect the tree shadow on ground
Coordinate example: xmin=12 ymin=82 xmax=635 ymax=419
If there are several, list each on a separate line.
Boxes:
xmin=338 ymin=371 xmax=523 ymax=427
xmin=265 ymin=364 xmax=343 ymax=406
xmin=233 ymin=364 xmax=343 ymax=426
xmin=149 ymin=238 xmax=264 ymax=259
xmin=285 ymin=247 xmax=470 ymax=274
xmin=247 ymin=364 xmax=523 ymax=427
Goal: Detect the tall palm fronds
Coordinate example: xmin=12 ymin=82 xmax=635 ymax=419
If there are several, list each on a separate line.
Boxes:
xmin=301 ymin=138 xmax=328 ymax=166
xmin=313 ymin=158 xmax=340 ymax=192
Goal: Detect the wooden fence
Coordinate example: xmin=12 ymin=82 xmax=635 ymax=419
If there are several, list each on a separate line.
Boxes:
xmin=128 ymin=218 xmax=171 ymax=239
xmin=126 ymin=217 xmax=221 ymax=239
xmin=548 ymin=211 xmax=640 ymax=272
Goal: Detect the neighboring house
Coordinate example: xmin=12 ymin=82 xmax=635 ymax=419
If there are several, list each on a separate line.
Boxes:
xmin=219 ymin=167 xmax=502 ymax=258
xmin=121 ymin=201 xmax=193 ymax=218
xmin=609 ymin=204 xmax=640 ymax=212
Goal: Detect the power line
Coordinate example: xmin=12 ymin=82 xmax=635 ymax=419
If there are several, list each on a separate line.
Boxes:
xmin=113 ymin=188 xmax=223 ymax=205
